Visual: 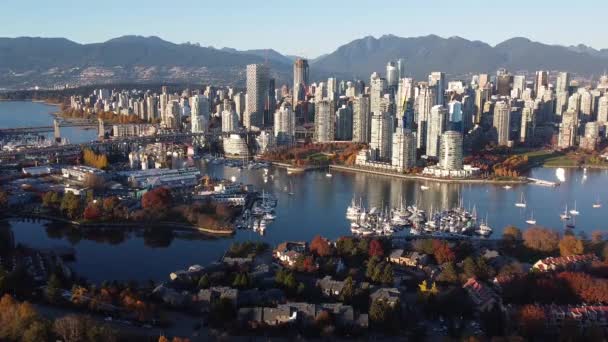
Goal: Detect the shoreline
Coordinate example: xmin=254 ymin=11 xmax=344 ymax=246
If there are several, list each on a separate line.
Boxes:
xmin=329 ymin=164 xmax=527 ymax=185
xmin=10 ymin=212 xmax=235 ymax=237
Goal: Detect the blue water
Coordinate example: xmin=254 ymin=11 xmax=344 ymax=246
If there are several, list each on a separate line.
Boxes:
xmin=3 ymin=102 xmax=607 ymax=283
xmin=0 ymin=101 xmax=97 ymax=144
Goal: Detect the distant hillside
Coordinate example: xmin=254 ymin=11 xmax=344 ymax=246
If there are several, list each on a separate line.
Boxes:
xmin=311 ymin=34 xmax=608 ymax=80
xmin=0 ymin=36 xmax=291 ymax=89
xmin=1 ymin=34 xmax=607 ymax=90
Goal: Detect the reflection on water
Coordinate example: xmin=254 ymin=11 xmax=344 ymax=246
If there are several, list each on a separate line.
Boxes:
xmin=8 ymin=156 xmax=608 ymax=282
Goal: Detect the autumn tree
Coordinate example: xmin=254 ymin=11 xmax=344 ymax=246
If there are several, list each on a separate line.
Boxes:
xmin=142 ymin=187 xmax=173 ymax=212
xmin=559 ymin=235 xmax=584 ymax=257
xmin=517 ymin=304 xmax=546 ymax=338
xmin=503 ymin=225 xmax=522 ymax=245
xmin=60 ymin=192 xmax=81 ymax=219
xmin=523 ymin=226 xmax=560 ymax=254
xmin=437 ymin=262 xmax=459 ymax=284
xmin=310 ymin=235 xmax=332 ymax=257
xmin=0 ymin=189 xmax=8 ymax=211
xmin=432 ymin=240 xmax=455 ymax=264
xmin=369 ymin=239 xmax=385 ymax=257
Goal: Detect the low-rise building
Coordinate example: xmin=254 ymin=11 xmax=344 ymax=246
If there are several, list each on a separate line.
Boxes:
xmin=316 ymin=276 xmax=346 ymax=298
xmin=61 ymin=165 xmax=105 ymax=182
xmin=388 ymin=249 xmax=429 ymax=268
xmin=463 ymin=278 xmax=501 ymax=312
xmin=370 ymin=287 xmax=401 ymax=307
xmin=532 ymin=254 xmax=599 ymax=272
xmin=273 ymin=242 xmax=307 ymax=268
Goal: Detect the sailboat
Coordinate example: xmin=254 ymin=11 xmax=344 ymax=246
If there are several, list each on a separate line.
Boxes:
xmin=525 ymin=211 xmax=537 ymax=225
xmin=288 ymin=181 xmax=295 ymax=196
xmin=556 ymin=168 xmax=566 ymax=183
xmin=515 ymin=193 xmax=527 ymax=208
xmin=503 ymin=185 xmax=512 ymax=190
xmin=569 ymin=201 xmax=580 ymax=216
xmin=593 ymin=195 xmax=602 ymax=208
xmin=560 ymin=204 xmax=571 ymax=220
xmin=326 ymin=167 xmax=333 ymax=178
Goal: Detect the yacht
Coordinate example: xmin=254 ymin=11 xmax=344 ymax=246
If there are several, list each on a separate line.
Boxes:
xmin=420 ymin=185 xmax=430 ymax=190
xmin=263 ymin=212 xmax=276 ymax=220
xmin=569 ymin=201 xmax=580 ymax=216
xmin=593 ymin=195 xmax=602 ymax=208
xmin=346 ymin=198 xmax=363 ymax=220
xmin=503 ymin=185 xmax=512 ymax=190
xmin=525 ymin=211 xmax=537 ymax=225
xmin=560 ymin=205 xmax=571 ymax=220
xmin=476 ymin=215 xmax=493 ymax=237
xmin=515 ymin=193 xmax=527 ymax=208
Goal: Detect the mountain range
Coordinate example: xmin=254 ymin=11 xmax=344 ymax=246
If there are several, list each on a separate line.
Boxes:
xmin=1 ymin=34 xmax=607 ymax=90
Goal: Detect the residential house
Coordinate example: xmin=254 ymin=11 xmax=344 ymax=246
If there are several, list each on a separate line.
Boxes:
xmin=273 ymin=241 xmax=307 ymax=268
xmin=370 ymin=287 xmax=401 ymax=307
xmin=532 ymin=254 xmax=599 ymax=272
xmin=316 ymin=276 xmax=346 ymax=298
xmin=463 ymin=278 xmax=501 ymax=312
xmin=389 ymin=249 xmax=429 ymax=268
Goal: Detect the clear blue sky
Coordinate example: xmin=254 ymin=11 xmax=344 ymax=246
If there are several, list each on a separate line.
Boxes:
xmin=1 ymin=0 xmax=605 ymax=58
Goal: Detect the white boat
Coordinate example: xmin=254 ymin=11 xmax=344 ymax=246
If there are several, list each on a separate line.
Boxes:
xmin=560 ymin=204 xmax=571 ymax=220
xmin=525 ymin=211 xmax=537 ymax=225
xmin=593 ymin=195 xmax=602 ymax=208
xmin=556 ymin=168 xmax=566 ymax=183
xmin=420 ymin=185 xmax=430 ymax=190
xmin=503 ymin=185 xmax=512 ymax=190
xmin=569 ymin=201 xmax=580 ymax=216
xmin=263 ymin=212 xmax=276 ymax=220
xmin=515 ymin=193 xmax=527 ymax=208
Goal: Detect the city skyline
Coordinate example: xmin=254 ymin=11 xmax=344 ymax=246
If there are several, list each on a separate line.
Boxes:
xmin=2 ymin=0 xmax=608 ymax=58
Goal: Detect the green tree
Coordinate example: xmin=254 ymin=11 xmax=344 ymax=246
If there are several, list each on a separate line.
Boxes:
xmin=45 ymin=274 xmax=62 ymax=303
xmin=198 ymin=274 xmax=210 ymax=289
xmin=0 ymin=189 xmax=8 ymax=211
xmin=437 ymin=262 xmax=459 ymax=284
xmin=340 ymin=276 xmax=355 ymax=302
xmin=60 ymin=192 xmax=81 ymax=219
xmin=366 ymin=256 xmax=379 ymax=279
xmin=463 ymin=257 xmax=479 ymax=279
xmin=369 ymin=299 xmax=392 ymax=326
xmin=380 ymin=263 xmax=394 ymax=285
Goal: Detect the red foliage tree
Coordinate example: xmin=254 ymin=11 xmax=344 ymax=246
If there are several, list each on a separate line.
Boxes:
xmin=83 ymin=204 xmax=102 ymax=221
xmin=518 ymin=304 xmax=546 ymax=337
xmin=302 ymin=256 xmax=317 ymax=273
xmin=368 ymin=239 xmax=384 ymax=257
xmin=432 ymin=240 xmax=456 ymax=264
xmin=310 ymin=235 xmax=332 ymax=257
xmin=141 ymin=187 xmax=172 ymax=211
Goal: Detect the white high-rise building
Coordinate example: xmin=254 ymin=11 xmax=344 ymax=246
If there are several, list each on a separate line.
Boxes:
xmin=493 ymin=100 xmax=511 ymax=146
xmin=314 ymin=99 xmax=334 ymax=143
xmin=221 ymin=109 xmax=239 ymax=133
xmin=245 ymin=64 xmax=269 ymax=130
xmin=274 ymin=102 xmax=295 ymax=146
xmin=558 ymin=110 xmax=578 ymax=148
xmin=391 ymin=127 xmax=416 ymax=172
xmin=426 ymin=105 xmax=446 ymax=157
xmin=352 ymin=95 xmax=371 ymax=143
xmin=597 ymin=95 xmax=608 ymax=124
xmin=567 ymin=93 xmax=581 ymax=115
xmin=370 ymin=111 xmax=393 ymax=160
xmin=438 ymin=131 xmax=463 ymax=171
xmin=233 ymin=92 xmax=245 ymax=124
xmin=327 ymin=78 xmax=337 ymax=101
xmin=397 ymin=78 xmax=415 ymax=117
xmin=556 ymin=72 xmax=570 ymax=93
xmin=579 ymin=89 xmax=595 ymax=122
xmin=370 ymin=72 xmax=387 ymax=115
xmin=165 ymin=100 xmax=181 ymax=129
xmin=415 ymin=84 xmax=436 ymax=149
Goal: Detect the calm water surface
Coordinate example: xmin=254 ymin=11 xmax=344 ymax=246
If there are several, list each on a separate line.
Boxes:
xmin=0 ymin=101 xmax=97 ymax=143
xmin=2 ymin=101 xmax=608 ymax=283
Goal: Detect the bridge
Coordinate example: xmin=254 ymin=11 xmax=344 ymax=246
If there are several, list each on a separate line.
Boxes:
xmin=0 ymin=120 xmax=99 ymax=135
xmin=0 ymin=132 xmax=216 ymax=160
